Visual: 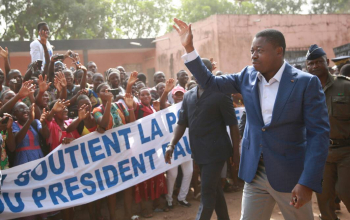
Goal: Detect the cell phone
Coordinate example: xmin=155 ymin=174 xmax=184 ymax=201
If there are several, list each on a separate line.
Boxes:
xmin=57 ymin=54 xmax=65 ymax=60
xmin=36 ymin=59 xmax=43 ymax=69
xmin=69 ymin=51 xmax=76 ymax=58
xmin=1 ymin=117 xmax=9 ymax=124
xmin=107 ymin=89 xmax=120 ymax=96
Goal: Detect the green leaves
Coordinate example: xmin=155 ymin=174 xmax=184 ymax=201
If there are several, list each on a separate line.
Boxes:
xmin=310 ymin=0 xmax=350 ymax=14
xmin=0 ymin=0 xmax=349 ymax=41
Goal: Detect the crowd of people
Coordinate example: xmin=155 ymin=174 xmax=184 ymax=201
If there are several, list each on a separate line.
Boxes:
xmin=0 ymin=22 xmax=243 ymax=220
xmin=1 ymin=19 xmax=350 ymax=220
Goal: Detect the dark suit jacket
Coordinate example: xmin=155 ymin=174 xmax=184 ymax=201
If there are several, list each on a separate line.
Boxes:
xmin=178 ymin=86 xmax=238 ymax=164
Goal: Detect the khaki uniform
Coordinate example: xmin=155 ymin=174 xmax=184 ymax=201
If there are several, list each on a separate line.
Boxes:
xmin=317 ymin=73 xmax=350 ymax=220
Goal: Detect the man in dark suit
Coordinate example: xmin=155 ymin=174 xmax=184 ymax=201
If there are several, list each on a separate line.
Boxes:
xmin=165 ymin=58 xmax=240 ymax=220
xmin=172 ymin=18 xmax=330 ymax=220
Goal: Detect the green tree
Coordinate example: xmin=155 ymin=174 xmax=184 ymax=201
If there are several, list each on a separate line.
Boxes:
xmin=174 ymin=0 xmax=305 ymax=24
xmin=251 ymin=0 xmax=305 ymax=14
xmin=113 ymin=0 xmax=174 ymax=38
xmin=0 ymin=0 xmax=116 ymax=41
xmin=310 ymin=0 xmax=350 ymax=14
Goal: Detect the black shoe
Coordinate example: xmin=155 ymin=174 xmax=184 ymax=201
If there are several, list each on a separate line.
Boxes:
xmin=166 ymin=200 xmax=173 ymax=209
xmin=178 ymin=199 xmax=191 ymax=207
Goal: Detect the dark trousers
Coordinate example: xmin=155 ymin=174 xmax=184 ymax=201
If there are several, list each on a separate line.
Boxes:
xmin=196 ymin=160 xmax=230 ymax=220
xmin=316 ymin=147 xmax=350 ymax=220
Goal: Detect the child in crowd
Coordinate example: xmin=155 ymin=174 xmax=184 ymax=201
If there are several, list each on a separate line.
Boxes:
xmin=9 ymin=103 xmax=49 ymax=220
xmin=45 ymin=99 xmax=80 ymax=219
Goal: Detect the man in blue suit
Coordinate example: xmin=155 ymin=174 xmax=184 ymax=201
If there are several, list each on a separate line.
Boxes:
xmin=172 ymin=18 xmax=330 ymax=220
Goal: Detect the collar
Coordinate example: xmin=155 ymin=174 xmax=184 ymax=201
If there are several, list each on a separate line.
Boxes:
xmin=323 ymin=72 xmax=334 ymax=92
xmin=257 ymin=61 xmax=286 ymax=83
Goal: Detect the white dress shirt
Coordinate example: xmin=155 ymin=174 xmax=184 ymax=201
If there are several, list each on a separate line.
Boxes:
xmin=257 ymin=61 xmax=286 ymax=125
xmin=181 ymin=49 xmax=286 ymax=125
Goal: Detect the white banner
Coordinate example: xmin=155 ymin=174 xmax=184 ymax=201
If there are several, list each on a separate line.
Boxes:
xmin=234 ymin=107 xmax=245 ymax=124
xmin=0 ymin=103 xmax=191 ymax=219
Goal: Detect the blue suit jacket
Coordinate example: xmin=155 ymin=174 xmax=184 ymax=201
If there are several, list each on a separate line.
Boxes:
xmin=186 ymin=56 xmax=330 ymax=193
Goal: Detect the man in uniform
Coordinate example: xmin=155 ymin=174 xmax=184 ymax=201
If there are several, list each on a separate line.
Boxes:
xmin=306 ymin=44 xmax=350 ymax=220
xmin=331 ymin=55 xmax=350 ymax=74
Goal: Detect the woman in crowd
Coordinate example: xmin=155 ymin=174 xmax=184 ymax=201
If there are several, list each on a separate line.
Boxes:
xmin=66 ymin=94 xmax=105 ymax=220
xmin=93 ymin=82 xmax=136 ymax=220
xmin=0 ymin=113 xmax=14 ymax=170
xmin=127 ymin=72 xmax=169 ymax=218
xmin=106 ymin=68 xmax=126 ymax=101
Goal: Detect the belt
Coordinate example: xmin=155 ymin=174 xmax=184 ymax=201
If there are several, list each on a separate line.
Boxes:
xmin=330 ymin=139 xmax=350 ymax=146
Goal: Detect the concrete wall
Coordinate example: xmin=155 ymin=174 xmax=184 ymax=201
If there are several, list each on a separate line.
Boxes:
xmin=0 ymin=49 xmax=156 ymax=79
xmin=156 ymin=14 xmax=350 ymax=76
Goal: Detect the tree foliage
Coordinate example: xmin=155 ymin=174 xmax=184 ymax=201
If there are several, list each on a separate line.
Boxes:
xmin=0 ymin=0 xmax=172 ymax=41
xmin=176 ymin=0 xmax=306 ymax=24
xmin=0 ymin=0 xmax=116 ymax=41
xmin=113 ymin=0 xmax=174 ymax=38
xmin=0 ymin=0 xmax=349 ymax=41
xmin=310 ymin=0 xmax=350 ymax=14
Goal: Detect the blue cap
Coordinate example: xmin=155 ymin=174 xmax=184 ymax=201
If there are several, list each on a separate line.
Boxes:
xmin=306 ymin=44 xmax=326 ymax=60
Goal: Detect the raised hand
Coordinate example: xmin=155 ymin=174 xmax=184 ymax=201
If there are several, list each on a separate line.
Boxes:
xmin=0 ymin=46 xmax=8 ymax=58
xmin=40 ymin=108 xmax=49 ymax=123
xmin=72 ymin=53 xmax=81 ymax=64
xmin=173 ymin=18 xmax=194 ymax=52
xmin=38 ymin=30 xmax=48 ymax=45
xmin=18 ymin=80 xmax=35 ymax=98
xmin=52 ymin=99 xmax=70 ymax=113
xmin=38 ymin=75 xmax=51 ymax=92
xmin=78 ymin=104 xmax=90 ymax=120
xmin=124 ymin=93 xmax=134 ymax=109
xmin=64 ymin=50 xmax=73 ymax=59
xmin=153 ymin=100 xmax=160 ymax=112
xmin=3 ymin=113 xmax=13 ymax=130
xmin=165 ymin=78 xmax=175 ymax=93
xmin=127 ymin=71 xmax=139 ymax=86
xmin=29 ymin=103 xmax=36 ymax=122
xmin=54 ymin=71 xmax=67 ymax=89
xmin=77 ymin=63 xmax=87 ymax=72
xmin=51 ymin=54 xmax=60 ymax=62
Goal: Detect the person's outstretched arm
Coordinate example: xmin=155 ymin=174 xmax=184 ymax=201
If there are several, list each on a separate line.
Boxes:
xmin=126 ymin=71 xmax=138 ymax=94
xmin=173 ymin=18 xmax=242 ymax=94
xmin=160 ymin=79 xmax=174 ymax=110
xmin=0 ymin=81 xmax=35 ymax=116
xmin=0 ymin=46 xmax=11 ymax=78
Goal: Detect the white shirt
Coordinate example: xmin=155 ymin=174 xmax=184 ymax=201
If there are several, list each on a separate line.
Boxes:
xmin=30 ymin=36 xmax=53 ymax=68
xmin=257 ymin=61 xmax=286 ymax=125
xmin=181 ymin=49 xmax=286 ymax=125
